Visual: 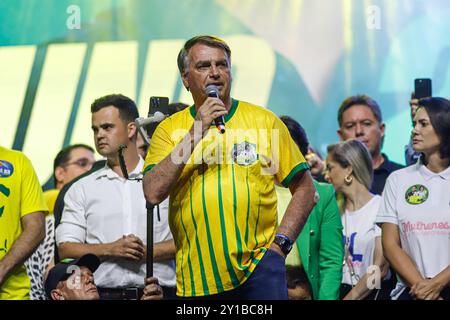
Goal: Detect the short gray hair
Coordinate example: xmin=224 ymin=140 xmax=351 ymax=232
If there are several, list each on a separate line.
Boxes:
xmin=177 ymin=35 xmax=231 ymax=74
xmin=327 ymin=139 xmax=373 ymax=190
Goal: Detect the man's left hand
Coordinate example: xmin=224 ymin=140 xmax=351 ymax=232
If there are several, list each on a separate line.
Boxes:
xmin=141 ymin=277 xmax=164 ymax=300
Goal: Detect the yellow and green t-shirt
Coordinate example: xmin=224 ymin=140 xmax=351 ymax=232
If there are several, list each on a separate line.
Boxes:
xmin=0 ymin=147 xmax=48 ymax=300
xmin=144 ymin=99 xmax=308 ymax=297
xmin=43 ymin=188 xmax=59 ymax=216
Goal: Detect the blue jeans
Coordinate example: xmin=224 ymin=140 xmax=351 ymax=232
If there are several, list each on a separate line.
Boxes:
xmin=183 ymin=249 xmax=288 ymax=300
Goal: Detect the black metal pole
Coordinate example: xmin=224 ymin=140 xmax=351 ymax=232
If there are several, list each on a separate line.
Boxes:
xmin=146 ymin=201 xmax=155 ymax=278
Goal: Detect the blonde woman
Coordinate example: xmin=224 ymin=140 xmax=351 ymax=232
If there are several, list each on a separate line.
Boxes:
xmin=325 ymin=140 xmax=389 ymax=299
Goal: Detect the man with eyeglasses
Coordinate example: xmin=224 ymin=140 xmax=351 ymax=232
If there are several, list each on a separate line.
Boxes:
xmin=43 ymin=144 xmax=96 ymax=215
xmin=53 ymin=144 xmax=96 ymax=192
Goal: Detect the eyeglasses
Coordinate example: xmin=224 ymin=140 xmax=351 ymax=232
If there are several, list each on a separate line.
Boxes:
xmin=64 ymin=158 xmax=95 ymax=169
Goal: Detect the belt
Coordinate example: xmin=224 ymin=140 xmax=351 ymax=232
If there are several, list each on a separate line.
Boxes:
xmin=98 ymin=287 xmax=144 ymax=300
xmin=160 ymin=285 xmax=177 ymax=300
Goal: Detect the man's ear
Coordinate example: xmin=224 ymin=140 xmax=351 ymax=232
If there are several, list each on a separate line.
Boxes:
xmin=181 ymin=71 xmax=189 ymax=91
xmin=54 ymin=166 xmax=66 ymax=186
xmin=127 ymin=121 xmax=137 ymax=140
xmin=51 ymin=289 xmax=64 ymax=300
xmin=337 ymin=128 xmax=344 ymax=141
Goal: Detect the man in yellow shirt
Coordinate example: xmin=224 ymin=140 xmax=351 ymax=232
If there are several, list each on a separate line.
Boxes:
xmin=26 ymin=144 xmax=96 ymax=300
xmin=0 ymin=146 xmax=47 ymax=299
xmin=143 ymin=35 xmax=317 ymax=299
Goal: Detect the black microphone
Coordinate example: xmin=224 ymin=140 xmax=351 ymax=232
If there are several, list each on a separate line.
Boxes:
xmin=205 ymin=84 xmax=225 ymax=134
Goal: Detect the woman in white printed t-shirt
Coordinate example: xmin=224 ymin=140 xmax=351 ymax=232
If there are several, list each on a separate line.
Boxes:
xmin=325 ymin=140 xmax=389 ymax=300
xmin=377 ymin=97 xmax=450 ymax=300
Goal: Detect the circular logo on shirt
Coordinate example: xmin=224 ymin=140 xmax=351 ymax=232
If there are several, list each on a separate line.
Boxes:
xmin=0 ymin=160 xmax=14 ymax=178
xmin=231 ymin=142 xmax=257 ymax=166
xmin=405 ymin=184 xmax=429 ymax=205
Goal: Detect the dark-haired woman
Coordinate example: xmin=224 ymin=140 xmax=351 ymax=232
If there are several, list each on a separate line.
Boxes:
xmin=377 ymin=97 xmax=450 ymax=300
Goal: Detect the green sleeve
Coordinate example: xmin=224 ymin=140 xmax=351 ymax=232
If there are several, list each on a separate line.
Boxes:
xmin=317 ymin=183 xmax=344 ymax=300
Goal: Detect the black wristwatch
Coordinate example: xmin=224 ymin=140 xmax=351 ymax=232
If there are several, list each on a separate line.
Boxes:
xmin=273 ymin=233 xmax=294 ymax=255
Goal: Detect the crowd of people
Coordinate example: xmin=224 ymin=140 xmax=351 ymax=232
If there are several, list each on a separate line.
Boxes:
xmin=1 ymin=35 xmax=449 ymax=300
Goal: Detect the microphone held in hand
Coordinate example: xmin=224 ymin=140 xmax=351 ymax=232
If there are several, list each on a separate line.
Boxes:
xmin=205 ymin=84 xmax=225 ymax=134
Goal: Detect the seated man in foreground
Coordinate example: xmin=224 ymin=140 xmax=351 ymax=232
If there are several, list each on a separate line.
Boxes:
xmin=45 ymin=253 xmax=164 ymax=300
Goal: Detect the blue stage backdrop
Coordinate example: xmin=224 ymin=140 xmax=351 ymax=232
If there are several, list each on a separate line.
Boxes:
xmin=1 ymin=0 xmax=449 ymax=186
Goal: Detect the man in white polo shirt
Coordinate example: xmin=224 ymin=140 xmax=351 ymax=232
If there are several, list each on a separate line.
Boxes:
xmin=56 ymin=94 xmax=176 ymax=299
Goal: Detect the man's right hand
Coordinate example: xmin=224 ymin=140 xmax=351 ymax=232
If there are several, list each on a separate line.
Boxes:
xmin=195 ymin=97 xmax=228 ymax=136
xmin=108 ymin=234 xmax=145 ymax=261
xmin=305 ymin=152 xmax=325 ymax=178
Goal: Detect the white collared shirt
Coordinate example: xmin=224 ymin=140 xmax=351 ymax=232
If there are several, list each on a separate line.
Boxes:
xmin=376 ymin=161 xmax=450 ymax=299
xmin=56 ymin=157 xmax=175 ymax=288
